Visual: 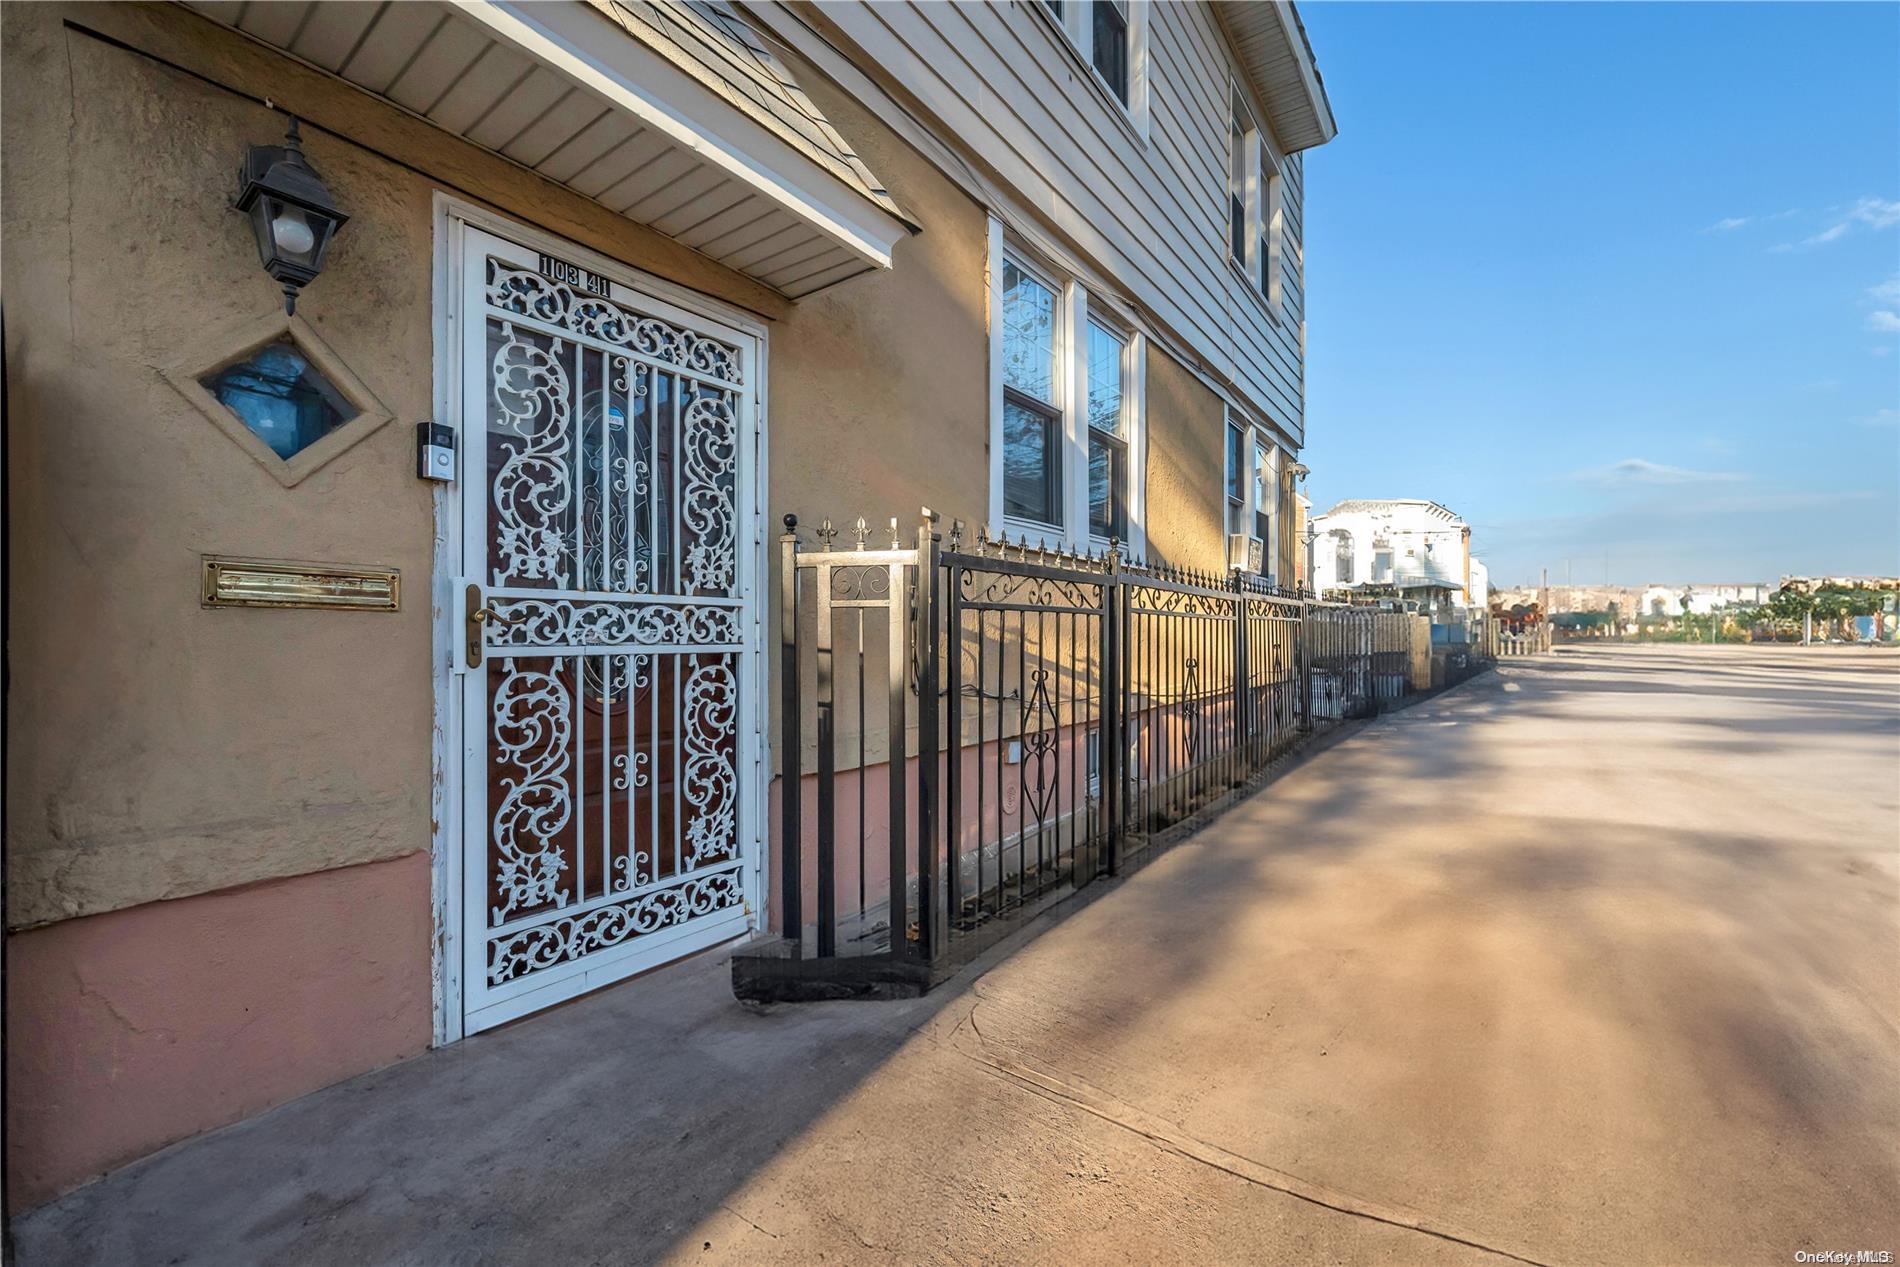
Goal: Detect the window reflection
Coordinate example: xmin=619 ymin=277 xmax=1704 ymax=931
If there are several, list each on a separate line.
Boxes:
xmin=200 ymin=339 xmax=350 ymax=460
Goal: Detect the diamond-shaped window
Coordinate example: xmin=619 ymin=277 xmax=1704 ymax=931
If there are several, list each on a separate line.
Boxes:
xmin=163 ymin=313 xmax=392 ymax=487
xmin=198 ymin=338 xmax=352 ymax=461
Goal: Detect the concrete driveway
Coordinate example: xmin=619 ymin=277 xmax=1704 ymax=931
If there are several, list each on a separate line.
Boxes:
xmin=16 ymin=644 xmax=1899 ymax=1265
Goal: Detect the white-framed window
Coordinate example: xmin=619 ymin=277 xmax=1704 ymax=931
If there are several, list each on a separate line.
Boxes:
xmin=1223 ymin=409 xmax=1289 ymax=583
xmin=1228 ymin=83 xmax=1286 ymax=320
xmin=1331 ymin=530 xmax=1355 ymax=585
xmin=1086 ymin=318 xmax=1131 ymax=540
xmin=1229 ymin=91 xmax=1255 ymax=273
xmin=1000 ymin=254 xmax=1064 ymax=526
xmin=989 ymin=223 xmax=1146 ymax=554
xmin=1036 ymin=0 xmax=1150 ymax=132
xmin=1252 ymin=433 xmax=1280 ymax=578
xmin=1259 ymin=138 xmax=1284 ymax=311
xmin=1090 ymin=0 xmax=1131 ymax=106
xmin=1224 ymin=418 xmax=1246 ymax=538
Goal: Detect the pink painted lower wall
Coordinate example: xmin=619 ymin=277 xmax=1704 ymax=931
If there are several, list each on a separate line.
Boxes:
xmin=761 ymin=691 xmax=1298 ymax=935
xmin=5 ymin=851 xmax=434 ymax=1212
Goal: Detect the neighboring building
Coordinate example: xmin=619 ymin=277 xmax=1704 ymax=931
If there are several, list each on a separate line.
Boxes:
xmin=1777 ymin=575 xmax=1900 ymax=595
xmin=1496 ymin=583 xmax=1768 ymax=619
xmin=1496 ymin=583 xmax=1630 ymax=615
xmin=2 ymin=0 xmax=1336 ymax=1207
xmin=1309 ymin=499 xmax=1479 ymax=607
xmin=1635 ymin=584 xmax=1769 ymax=618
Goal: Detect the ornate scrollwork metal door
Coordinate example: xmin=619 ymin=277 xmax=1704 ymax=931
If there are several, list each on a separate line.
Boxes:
xmin=455 ymin=226 xmax=758 ymax=1033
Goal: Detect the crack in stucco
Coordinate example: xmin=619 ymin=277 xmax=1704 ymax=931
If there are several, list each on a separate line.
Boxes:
xmin=75 ymin=974 xmax=178 ymax=1045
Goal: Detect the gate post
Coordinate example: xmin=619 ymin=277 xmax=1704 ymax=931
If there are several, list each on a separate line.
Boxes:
xmin=815 ymin=547 xmax=837 ymax=957
xmin=1232 ymin=574 xmax=1249 ymax=776
xmin=779 ymin=516 xmax=804 ymax=948
xmin=1101 ymin=541 xmax=1124 ymax=876
xmin=912 ymin=509 xmax=941 ymax=962
xmin=1299 ymin=599 xmax=1314 ymax=733
xmin=943 ymin=528 xmax=964 ymax=948
xmin=884 ymin=541 xmax=908 ymax=965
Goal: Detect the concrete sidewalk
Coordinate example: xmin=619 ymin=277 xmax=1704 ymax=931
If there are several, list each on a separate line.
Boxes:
xmin=16 ymin=646 xmax=1900 ymax=1265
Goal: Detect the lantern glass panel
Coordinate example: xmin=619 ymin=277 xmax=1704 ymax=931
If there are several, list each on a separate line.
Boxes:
xmin=254 ymin=196 xmax=327 ymax=272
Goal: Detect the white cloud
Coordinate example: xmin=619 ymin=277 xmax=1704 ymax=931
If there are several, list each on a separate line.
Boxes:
xmin=1775 ymin=196 xmax=1900 ymax=250
xmin=1848 ymin=196 xmax=1900 ymax=230
xmin=1706 ymin=210 xmax=1798 ymax=235
xmin=1869 ymin=310 xmax=1900 ymax=333
xmin=1567 ymin=458 xmax=1745 ymax=487
xmin=1864 ymin=408 xmax=1900 ymax=428
xmin=1870 ymin=275 xmax=1900 ymax=305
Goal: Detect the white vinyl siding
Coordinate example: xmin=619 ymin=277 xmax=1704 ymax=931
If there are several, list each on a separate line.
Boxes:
xmin=801 ymin=0 xmax=1308 ymax=446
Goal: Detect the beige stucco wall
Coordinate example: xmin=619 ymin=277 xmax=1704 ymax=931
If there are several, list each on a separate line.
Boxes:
xmin=0 ymin=2 xmax=798 ymax=929
xmin=5 ymin=9 xmax=432 ymax=928
xmin=768 ymin=48 xmax=991 ymax=539
xmin=1142 ymin=344 xmax=1229 ymax=572
xmin=762 ymin=46 xmax=991 ymax=774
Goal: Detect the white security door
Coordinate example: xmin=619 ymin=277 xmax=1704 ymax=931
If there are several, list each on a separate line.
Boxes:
xmin=455 ymin=224 xmax=759 ymax=1034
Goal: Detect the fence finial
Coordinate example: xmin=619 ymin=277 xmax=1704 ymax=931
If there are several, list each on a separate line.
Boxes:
xmin=851 ymin=516 xmax=869 ymax=550
xmin=815 ymin=518 xmax=839 ymax=550
xmin=949 ymin=519 xmax=964 ymax=551
xmin=782 ymin=512 xmax=799 ymax=540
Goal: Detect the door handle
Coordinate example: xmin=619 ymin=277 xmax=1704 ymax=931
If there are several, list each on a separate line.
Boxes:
xmin=465 ymin=584 xmax=529 ymax=668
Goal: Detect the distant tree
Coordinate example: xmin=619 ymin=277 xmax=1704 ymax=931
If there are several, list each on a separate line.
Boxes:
xmin=1765 ymin=586 xmax=1817 ymax=628
xmin=1810 ymin=586 xmax=1881 ymax=641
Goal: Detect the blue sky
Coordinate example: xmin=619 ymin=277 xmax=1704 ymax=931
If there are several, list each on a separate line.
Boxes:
xmin=1297 ymin=2 xmax=1900 ymax=587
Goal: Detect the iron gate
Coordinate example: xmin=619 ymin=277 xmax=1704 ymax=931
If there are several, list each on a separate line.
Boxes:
xmin=738 ymin=513 xmax=1418 ymax=999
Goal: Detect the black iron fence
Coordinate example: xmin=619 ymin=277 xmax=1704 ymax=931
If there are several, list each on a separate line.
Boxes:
xmin=737 ymin=512 xmax=1481 ymax=1000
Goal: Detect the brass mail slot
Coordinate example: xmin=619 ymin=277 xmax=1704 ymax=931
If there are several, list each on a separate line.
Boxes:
xmin=201 ymin=555 xmax=400 ymax=611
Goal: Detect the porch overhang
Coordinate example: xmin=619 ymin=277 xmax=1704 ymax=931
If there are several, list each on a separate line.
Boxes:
xmin=1217 ymin=1 xmax=1338 ymax=153
xmin=181 ymin=0 xmax=914 ymax=297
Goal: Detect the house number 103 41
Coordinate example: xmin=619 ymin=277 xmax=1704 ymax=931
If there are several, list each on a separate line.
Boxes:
xmin=538 ymin=253 xmax=608 ymax=295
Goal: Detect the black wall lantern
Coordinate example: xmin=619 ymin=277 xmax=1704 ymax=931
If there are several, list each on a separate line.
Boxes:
xmin=235 ymin=117 xmax=348 ymax=315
